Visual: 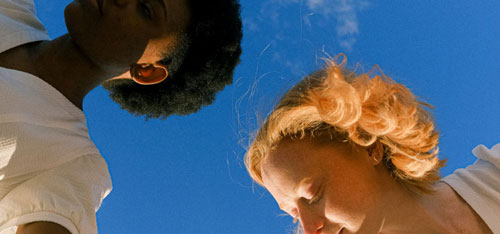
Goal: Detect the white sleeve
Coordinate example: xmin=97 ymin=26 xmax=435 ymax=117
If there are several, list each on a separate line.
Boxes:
xmin=473 ymin=143 xmax=500 ymax=169
xmin=0 ymin=154 xmax=112 ymax=234
xmin=0 ymin=0 xmax=50 ymax=54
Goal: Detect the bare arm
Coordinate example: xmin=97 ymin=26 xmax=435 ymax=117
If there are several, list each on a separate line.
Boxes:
xmin=16 ymin=222 xmax=71 ymax=234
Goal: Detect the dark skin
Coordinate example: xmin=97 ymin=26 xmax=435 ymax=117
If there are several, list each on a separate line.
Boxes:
xmin=0 ymin=37 xmax=113 ymax=110
xmin=0 ymin=0 xmax=190 ymax=233
xmin=16 ymin=222 xmax=72 ymax=234
xmin=0 ymin=0 xmax=190 ymax=109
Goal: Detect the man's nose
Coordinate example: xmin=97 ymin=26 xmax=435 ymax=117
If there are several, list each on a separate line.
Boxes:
xmin=297 ymin=204 xmax=325 ymax=234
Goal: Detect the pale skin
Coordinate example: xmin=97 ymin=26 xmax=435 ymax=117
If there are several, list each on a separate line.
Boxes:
xmin=261 ymin=138 xmax=492 ymax=234
xmin=0 ymin=0 xmax=189 ymax=233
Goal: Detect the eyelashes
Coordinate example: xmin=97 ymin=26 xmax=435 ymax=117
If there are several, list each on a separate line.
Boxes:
xmin=138 ymin=1 xmax=153 ymax=19
xmin=307 ymin=184 xmax=324 ymax=205
xmin=279 ymin=212 xmax=299 ymax=223
xmin=289 ymin=186 xmax=322 ymax=223
xmin=280 ymin=181 xmax=325 ymax=224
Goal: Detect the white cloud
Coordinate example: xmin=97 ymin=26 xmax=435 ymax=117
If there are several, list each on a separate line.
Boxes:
xmin=306 ymin=0 xmax=326 ymax=9
xmin=305 ymin=0 xmax=363 ymax=51
xmin=250 ymin=0 xmax=368 ymax=51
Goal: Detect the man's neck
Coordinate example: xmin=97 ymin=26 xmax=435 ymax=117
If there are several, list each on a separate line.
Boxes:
xmin=33 ymin=34 xmax=117 ymax=109
xmin=0 ymin=34 xmax=120 ymax=110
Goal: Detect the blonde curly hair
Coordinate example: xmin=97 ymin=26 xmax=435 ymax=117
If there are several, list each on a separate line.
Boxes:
xmin=244 ymin=55 xmax=445 ymax=194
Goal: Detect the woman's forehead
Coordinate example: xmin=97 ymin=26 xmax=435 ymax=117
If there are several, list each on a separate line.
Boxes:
xmin=264 ymin=138 xmax=327 ymax=169
xmin=262 ymin=141 xmax=310 ymax=176
xmin=261 ymin=140 xmax=324 ymax=189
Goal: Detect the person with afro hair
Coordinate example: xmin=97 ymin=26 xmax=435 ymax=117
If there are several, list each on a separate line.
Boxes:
xmin=0 ymin=0 xmax=242 ymax=233
xmin=102 ymin=0 xmax=244 ymax=118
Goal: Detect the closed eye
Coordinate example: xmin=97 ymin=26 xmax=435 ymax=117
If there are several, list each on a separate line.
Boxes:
xmin=307 ymin=184 xmax=323 ymax=205
xmin=138 ymin=1 xmax=153 ymax=19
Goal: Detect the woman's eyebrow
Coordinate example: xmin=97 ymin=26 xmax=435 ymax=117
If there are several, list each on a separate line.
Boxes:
xmin=295 ymin=177 xmax=319 ymax=199
xmin=295 ymin=177 xmax=312 ymax=192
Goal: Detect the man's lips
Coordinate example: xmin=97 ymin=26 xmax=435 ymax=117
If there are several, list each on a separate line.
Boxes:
xmin=82 ymin=0 xmax=102 ymax=15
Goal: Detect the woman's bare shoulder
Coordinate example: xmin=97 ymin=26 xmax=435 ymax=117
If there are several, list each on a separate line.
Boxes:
xmin=439 ymin=183 xmax=493 ymax=234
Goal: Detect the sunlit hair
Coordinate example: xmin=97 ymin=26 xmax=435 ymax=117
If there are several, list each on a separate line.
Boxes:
xmin=245 ymin=55 xmax=445 ymax=194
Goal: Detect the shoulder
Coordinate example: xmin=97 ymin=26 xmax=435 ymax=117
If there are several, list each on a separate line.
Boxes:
xmin=438 ymin=183 xmax=494 ymax=234
xmin=0 ymin=0 xmax=35 ymax=13
xmin=0 ymin=42 xmax=40 ymax=75
xmin=0 ymin=0 xmax=49 ymax=57
xmin=442 ymin=143 xmax=500 ymax=233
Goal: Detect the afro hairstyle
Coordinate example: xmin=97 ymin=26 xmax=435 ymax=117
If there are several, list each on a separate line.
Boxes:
xmin=102 ymin=0 xmax=243 ymax=119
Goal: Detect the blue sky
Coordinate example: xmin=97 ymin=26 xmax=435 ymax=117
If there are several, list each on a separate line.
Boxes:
xmin=34 ymin=0 xmax=500 ymax=233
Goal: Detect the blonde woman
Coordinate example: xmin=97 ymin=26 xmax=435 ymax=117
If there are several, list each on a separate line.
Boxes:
xmin=245 ymin=56 xmax=499 ymax=234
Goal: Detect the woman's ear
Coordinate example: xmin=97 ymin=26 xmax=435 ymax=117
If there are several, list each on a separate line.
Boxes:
xmin=130 ymin=64 xmax=169 ymax=85
xmin=367 ymin=141 xmax=384 ymax=165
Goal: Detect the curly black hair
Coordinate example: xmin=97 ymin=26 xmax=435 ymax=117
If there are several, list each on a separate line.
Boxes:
xmin=102 ymin=0 xmax=243 ymax=119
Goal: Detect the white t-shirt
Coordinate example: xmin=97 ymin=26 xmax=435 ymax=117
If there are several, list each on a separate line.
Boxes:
xmin=443 ymin=143 xmax=500 ymax=233
xmin=0 ymin=1 xmax=112 ymax=234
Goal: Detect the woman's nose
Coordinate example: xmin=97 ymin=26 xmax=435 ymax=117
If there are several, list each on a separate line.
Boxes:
xmin=297 ymin=205 xmax=325 ymax=234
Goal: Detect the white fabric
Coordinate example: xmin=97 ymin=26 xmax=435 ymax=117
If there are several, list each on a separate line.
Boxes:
xmin=0 ymin=0 xmax=49 ymax=54
xmin=0 ymin=1 xmax=112 ymax=234
xmin=443 ymin=143 xmax=500 ymax=234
